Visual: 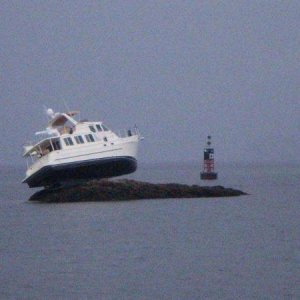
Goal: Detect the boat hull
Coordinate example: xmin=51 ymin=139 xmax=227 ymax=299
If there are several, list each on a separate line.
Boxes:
xmin=23 ymin=156 xmax=137 ymax=188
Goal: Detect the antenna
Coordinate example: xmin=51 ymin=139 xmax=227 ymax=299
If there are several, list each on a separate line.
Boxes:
xmin=62 ymin=99 xmax=70 ymax=112
xmin=43 ymin=105 xmax=48 ymax=115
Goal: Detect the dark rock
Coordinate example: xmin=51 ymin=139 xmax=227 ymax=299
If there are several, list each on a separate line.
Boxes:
xmin=28 ymin=179 xmax=247 ymax=203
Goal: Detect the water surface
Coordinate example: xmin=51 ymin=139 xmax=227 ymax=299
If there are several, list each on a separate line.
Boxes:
xmin=0 ymin=163 xmax=299 ymax=299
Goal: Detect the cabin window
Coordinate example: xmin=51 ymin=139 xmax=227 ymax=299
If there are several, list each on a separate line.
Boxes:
xmin=52 ymin=140 xmax=61 ymax=150
xmin=46 ymin=145 xmax=53 ymax=152
xmin=85 ymin=134 xmax=95 ymax=143
xmin=64 ymin=137 xmax=74 ymax=146
xmin=96 ymin=124 xmax=102 ymax=132
xmin=75 ymin=136 xmax=84 ymax=144
xmin=89 ymin=125 xmax=96 ymax=133
xmin=102 ymin=124 xmax=109 ymax=131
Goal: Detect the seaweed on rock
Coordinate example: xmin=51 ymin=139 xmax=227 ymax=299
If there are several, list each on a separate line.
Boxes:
xmin=29 ymin=179 xmax=247 ymax=203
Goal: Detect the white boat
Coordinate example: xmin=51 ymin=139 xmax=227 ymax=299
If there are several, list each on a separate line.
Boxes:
xmin=22 ymin=108 xmax=143 ymax=188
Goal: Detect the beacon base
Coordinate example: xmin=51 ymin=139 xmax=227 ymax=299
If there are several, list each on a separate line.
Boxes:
xmin=200 ymin=172 xmax=218 ymax=180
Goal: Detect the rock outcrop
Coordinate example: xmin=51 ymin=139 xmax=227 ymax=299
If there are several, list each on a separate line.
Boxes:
xmin=29 ymin=179 xmax=247 ymax=202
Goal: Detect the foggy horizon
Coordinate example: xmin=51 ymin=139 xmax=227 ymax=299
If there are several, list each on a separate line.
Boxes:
xmin=1 ymin=1 xmax=300 ymax=166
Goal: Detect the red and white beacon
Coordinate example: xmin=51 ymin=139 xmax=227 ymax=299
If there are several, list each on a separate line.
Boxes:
xmin=200 ymin=135 xmax=218 ymax=180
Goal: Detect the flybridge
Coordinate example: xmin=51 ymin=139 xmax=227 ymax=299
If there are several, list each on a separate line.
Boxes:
xmin=32 ymin=109 xmax=79 ymax=138
xmin=22 ymin=108 xmax=143 ymax=188
xmin=48 ymin=110 xmax=79 ymax=128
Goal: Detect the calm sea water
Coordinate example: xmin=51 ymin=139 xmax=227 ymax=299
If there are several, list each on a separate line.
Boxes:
xmin=0 ymin=162 xmax=299 ymax=299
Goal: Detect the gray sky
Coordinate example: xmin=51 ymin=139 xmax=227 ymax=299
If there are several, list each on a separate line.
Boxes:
xmin=1 ymin=1 xmax=300 ymax=165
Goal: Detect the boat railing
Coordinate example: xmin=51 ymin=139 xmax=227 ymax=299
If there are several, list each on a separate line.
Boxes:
xmin=23 ymin=140 xmax=34 ymax=148
xmin=116 ymin=126 xmax=142 ymax=138
xmin=25 ymin=150 xmax=50 ymax=171
xmin=23 ymin=136 xmax=44 ymax=148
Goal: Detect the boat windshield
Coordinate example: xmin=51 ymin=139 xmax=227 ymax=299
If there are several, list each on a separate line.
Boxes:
xmin=25 ymin=138 xmax=61 ymax=158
